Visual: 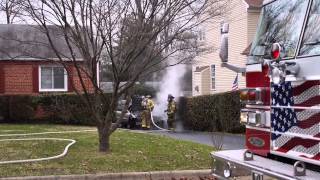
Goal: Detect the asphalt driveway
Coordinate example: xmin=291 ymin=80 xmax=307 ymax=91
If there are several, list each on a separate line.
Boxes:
xmin=143 ymin=130 xmax=245 ymax=150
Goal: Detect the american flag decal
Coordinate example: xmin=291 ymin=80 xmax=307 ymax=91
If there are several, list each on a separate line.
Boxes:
xmin=271 ymin=81 xmax=320 ymax=161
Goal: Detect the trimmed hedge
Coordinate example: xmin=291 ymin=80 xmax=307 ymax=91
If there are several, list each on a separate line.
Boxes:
xmin=36 ymin=94 xmax=94 ymax=125
xmin=0 ymin=96 xmax=37 ymax=122
xmin=0 ymin=91 xmax=243 ymax=133
xmin=179 ymin=91 xmax=245 ymax=133
xmin=0 ymin=94 xmax=111 ymax=125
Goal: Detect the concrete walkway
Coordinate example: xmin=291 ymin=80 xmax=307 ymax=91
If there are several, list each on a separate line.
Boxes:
xmin=136 ymin=130 xmax=245 ymax=150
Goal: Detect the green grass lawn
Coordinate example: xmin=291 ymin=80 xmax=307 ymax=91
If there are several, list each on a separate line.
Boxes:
xmin=0 ymin=124 xmax=214 ymax=177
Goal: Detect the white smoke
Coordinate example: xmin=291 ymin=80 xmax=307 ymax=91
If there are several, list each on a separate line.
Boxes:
xmin=153 ymin=64 xmax=187 ymax=121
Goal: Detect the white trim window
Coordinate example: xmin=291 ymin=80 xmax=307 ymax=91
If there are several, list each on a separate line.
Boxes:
xmin=198 ymin=28 xmax=206 ymax=41
xmin=211 ymin=64 xmax=216 ymax=90
xmin=39 ymin=66 xmax=68 ymax=92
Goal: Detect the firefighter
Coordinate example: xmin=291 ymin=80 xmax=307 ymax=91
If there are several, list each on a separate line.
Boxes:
xmin=165 ymin=94 xmax=177 ymax=130
xmin=140 ymin=96 xmax=147 ymax=129
xmin=141 ymin=95 xmax=154 ymax=129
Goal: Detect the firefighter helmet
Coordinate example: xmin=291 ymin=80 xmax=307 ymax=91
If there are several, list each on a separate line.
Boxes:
xmin=168 ymin=94 xmax=174 ymax=99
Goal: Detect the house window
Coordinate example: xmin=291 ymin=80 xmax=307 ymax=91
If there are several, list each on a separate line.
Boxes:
xmin=211 ymin=65 xmax=215 ymax=90
xmin=39 ymin=66 xmax=68 ymax=92
xmin=198 ymin=29 xmax=206 ymax=41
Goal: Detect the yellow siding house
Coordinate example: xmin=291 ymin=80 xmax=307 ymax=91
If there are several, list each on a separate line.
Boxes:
xmin=192 ymin=0 xmax=263 ymax=96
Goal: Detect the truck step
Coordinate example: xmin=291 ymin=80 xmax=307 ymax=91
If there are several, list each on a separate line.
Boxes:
xmin=211 ymin=149 xmax=320 ymax=180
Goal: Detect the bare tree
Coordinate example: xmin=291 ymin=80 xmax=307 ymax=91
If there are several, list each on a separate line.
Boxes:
xmin=0 ymin=0 xmax=23 ymax=24
xmin=22 ymin=0 xmax=227 ymax=152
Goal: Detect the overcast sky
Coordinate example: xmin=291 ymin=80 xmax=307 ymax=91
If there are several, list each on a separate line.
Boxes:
xmin=0 ymin=12 xmax=34 ymax=24
xmin=0 ymin=12 xmax=6 ymax=24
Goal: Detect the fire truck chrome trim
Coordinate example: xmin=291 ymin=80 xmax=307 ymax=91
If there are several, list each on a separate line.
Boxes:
xmin=211 ymin=149 xmax=320 ymax=180
xmin=271 ymin=105 xmax=320 ymax=110
xmin=246 ymin=125 xmax=271 ymax=132
xmin=270 ymin=131 xmax=320 ymax=141
xmin=241 ymin=109 xmax=269 ymax=127
xmin=246 ymin=105 xmax=270 ymax=110
xmin=270 ymin=150 xmax=320 ymax=166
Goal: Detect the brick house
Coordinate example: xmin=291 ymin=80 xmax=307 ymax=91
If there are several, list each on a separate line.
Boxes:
xmin=192 ymin=0 xmax=263 ymax=96
xmin=0 ymin=24 xmax=95 ymax=95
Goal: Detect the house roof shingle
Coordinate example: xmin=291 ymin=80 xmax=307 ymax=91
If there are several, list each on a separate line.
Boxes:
xmin=0 ymin=24 xmax=81 ymax=61
xmin=243 ymin=0 xmax=263 ymax=8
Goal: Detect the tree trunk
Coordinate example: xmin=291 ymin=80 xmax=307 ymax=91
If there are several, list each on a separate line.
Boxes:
xmin=98 ymin=127 xmax=110 ymax=152
xmin=97 ymin=93 xmax=118 ymax=152
xmin=6 ymin=10 xmax=10 ymax=24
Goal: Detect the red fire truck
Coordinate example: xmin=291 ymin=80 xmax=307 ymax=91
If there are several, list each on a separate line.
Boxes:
xmin=212 ymin=0 xmax=320 ymax=179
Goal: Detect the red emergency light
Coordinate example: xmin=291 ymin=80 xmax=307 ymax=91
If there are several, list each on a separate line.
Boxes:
xmin=248 ymin=91 xmax=257 ymax=101
xmin=240 ymin=88 xmax=266 ymax=105
xmin=271 ymin=43 xmax=281 ymax=60
xmin=240 ymin=90 xmax=249 ymax=101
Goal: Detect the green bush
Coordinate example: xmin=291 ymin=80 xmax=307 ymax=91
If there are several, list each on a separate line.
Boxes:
xmin=36 ymin=94 xmax=94 ymax=125
xmin=0 ymin=95 xmax=37 ymax=123
xmin=8 ymin=95 xmax=38 ymax=122
xmin=179 ymin=91 xmax=245 ymax=133
xmin=0 ymin=96 xmax=8 ymax=122
xmin=0 ymin=94 xmax=111 ymax=126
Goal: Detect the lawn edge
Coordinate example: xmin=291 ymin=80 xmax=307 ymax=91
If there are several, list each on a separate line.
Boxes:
xmin=0 ymin=169 xmax=212 ymax=180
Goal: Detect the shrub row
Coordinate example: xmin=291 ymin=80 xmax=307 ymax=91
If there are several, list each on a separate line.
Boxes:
xmin=0 ymin=94 xmax=111 ymax=125
xmin=0 ymin=95 xmax=38 ymax=122
xmin=179 ymin=91 xmax=245 ymax=133
xmin=0 ymin=91 xmax=243 ymax=132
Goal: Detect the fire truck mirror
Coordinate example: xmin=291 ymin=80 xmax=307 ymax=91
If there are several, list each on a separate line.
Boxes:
xmin=219 ymin=34 xmax=228 ymax=63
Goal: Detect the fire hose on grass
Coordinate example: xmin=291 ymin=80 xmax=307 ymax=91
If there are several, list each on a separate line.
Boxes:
xmin=0 ymin=129 xmax=95 ymax=165
xmin=0 ymin=111 xmax=169 ymax=165
xmin=150 ymin=111 xmax=170 ymax=131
